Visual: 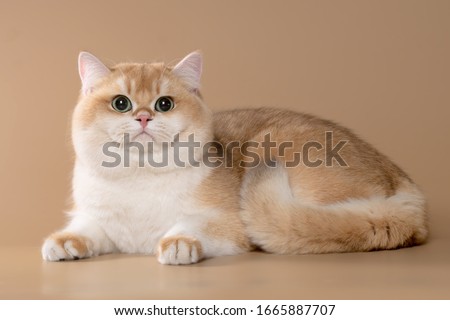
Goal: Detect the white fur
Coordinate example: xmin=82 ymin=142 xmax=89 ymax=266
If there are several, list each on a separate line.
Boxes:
xmin=41 ymin=157 xmax=245 ymax=262
xmin=71 ymin=162 xmax=208 ymax=252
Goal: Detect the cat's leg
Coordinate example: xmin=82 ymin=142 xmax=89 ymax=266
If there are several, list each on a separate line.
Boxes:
xmin=240 ymin=164 xmax=428 ymax=254
xmin=42 ymin=214 xmax=116 ymax=261
xmin=157 ymin=213 xmax=250 ymax=265
xmin=158 ymin=235 xmax=203 ymax=265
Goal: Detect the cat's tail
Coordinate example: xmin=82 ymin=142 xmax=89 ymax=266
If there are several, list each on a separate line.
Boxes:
xmin=240 ymin=165 xmax=428 ymax=254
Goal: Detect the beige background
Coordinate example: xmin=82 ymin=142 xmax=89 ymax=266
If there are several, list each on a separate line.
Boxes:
xmin=0 ymin=0 xmax=449 ymax=299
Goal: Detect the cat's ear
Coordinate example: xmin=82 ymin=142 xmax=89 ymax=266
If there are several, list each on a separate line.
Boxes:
xmin=172 ymin=51 xmax=202 ymax=91
xmin=78 ymin=52 xmax=111 ymax=95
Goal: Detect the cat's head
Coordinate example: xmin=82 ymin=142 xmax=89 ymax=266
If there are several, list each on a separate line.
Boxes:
xmin=72 ymin=51 xmax=213 ymax=173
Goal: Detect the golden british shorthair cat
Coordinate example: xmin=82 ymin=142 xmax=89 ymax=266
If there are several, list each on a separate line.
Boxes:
xmin=42 ymin=51 xmax=427 ymax=265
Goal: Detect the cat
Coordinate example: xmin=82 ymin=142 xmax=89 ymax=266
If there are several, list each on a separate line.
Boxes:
xmin=41 ymin=51 xmax=428 ymax=265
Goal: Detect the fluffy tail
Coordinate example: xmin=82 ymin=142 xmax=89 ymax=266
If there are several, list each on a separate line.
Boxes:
xmin=240 ymin=165 xmax=428 ymax=254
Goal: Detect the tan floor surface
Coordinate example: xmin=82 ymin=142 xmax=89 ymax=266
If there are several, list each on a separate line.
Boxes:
xmin=1 ymin=237 xmax=449 ymax=299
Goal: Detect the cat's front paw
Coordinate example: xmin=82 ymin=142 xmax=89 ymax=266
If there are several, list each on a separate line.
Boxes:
xmin=157 ymin=236 xmax=203 ymax=265
xmin=42 ymin=232 xmax=93 ymax=261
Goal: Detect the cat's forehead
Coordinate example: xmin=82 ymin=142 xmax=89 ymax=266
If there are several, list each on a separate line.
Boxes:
xmin=110 ymin=62 xmax=170 ymax=96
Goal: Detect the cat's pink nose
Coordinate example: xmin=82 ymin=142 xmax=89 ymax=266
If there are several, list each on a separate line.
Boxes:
xmin=136 ymin=114 xmax=151 ymax=128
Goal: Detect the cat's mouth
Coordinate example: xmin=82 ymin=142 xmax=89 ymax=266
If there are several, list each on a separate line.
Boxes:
xmin=132 ymin=130 xmax=154 ymax=142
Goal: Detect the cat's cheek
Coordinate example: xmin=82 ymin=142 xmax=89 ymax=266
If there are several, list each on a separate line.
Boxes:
xmin=157 ymin=236 xmax=203 ymax=265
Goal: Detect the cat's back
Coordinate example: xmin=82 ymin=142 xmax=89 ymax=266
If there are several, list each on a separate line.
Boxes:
xmin=212 ymin=107 xmax=372 ymax=145
xmin=213 ymin=107 xmax=411 ymax=202
xmin=213 ymin=107 xmax=318 ymax=143
xmin=213 ymin=107 xmax=375 ymax=154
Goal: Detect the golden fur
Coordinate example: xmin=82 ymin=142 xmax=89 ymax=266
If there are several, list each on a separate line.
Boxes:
xmin=210 ymin=108 xmax=427 ymax=253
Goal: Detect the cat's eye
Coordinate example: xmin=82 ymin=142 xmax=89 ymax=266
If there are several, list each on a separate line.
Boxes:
xmin=111 ymin=95 xmax=132 ymax=113
xmin=155 ymin=96 xmax=174 ymax=113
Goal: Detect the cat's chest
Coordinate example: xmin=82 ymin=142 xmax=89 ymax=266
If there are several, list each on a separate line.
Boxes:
xmin=100 ymin=184 xmax=186 ymax=252
xmin=73 ymin=166 xmax=206 ymax=253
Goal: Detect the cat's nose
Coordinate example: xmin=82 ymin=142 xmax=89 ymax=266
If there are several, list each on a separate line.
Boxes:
xmin=135 ymin=114 xmax=152 ymax=128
